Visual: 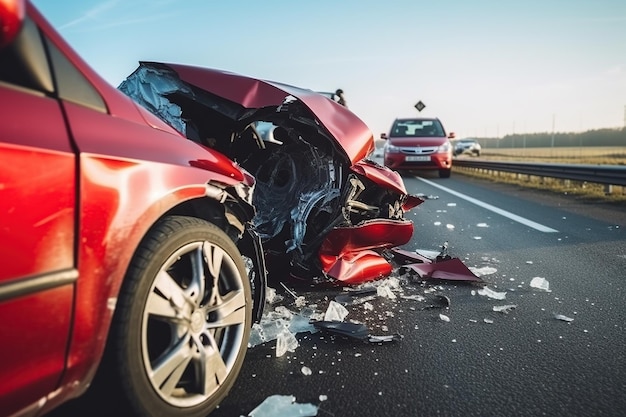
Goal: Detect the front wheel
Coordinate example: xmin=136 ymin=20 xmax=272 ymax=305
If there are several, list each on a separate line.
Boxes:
xmin=439 ymin=168 xmax=452 ymax=178
xmin=100 ymin=216 xmax=252 ymax=417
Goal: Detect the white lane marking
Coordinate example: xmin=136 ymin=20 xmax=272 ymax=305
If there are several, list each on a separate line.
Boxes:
xmin=416 ymin=177 xmax=559 ymax=233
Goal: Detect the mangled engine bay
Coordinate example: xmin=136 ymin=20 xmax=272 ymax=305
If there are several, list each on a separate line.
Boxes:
xmin=119 ymin=62 xmax=477 ymax=285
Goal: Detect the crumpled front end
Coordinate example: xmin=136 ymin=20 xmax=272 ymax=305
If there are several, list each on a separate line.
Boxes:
xmin=119 ymin=62 xmax=424 ymax=284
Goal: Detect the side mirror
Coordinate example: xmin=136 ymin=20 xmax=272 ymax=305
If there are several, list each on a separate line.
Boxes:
xmin=0 ymin=0 xmax=25 ymax=49
xmin=380 ymin=133 xmax=388 ymax=140
xmin=448 ymin=132 xmax=456 ymax=139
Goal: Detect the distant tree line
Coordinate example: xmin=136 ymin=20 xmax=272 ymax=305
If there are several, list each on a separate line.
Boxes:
xmin=474 ymin=127 xmax=626 ymax=148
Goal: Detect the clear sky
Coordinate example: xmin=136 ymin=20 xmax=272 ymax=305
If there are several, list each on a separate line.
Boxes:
xmin=33 ymin=0 xmax=626 ymax=139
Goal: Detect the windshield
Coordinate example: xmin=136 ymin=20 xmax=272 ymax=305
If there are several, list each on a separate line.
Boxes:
xmin=390 ymin=119 xmax=444 ymax=138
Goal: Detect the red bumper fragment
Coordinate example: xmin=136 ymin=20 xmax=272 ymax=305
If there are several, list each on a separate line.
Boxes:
xmin=391 ymin=248 xmax=483 ymax=282
xmin=319 ymin=220 xmax=413 ymax=284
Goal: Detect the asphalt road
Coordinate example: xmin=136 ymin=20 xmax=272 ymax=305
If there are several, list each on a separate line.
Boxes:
xmin=211 ymin=171 xmax=626 ymax=417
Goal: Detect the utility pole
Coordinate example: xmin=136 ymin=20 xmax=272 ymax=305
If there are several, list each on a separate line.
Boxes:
xmin=551 ymin=114 xmax=555 ymax=147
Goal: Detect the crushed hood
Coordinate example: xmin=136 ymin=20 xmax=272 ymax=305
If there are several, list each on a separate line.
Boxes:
xmin=120 ymin=61 xmax=374 ymax=164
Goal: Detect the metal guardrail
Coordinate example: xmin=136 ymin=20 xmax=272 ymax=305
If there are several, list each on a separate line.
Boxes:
xmin=453 ymin=160 xmax=626 ymax=187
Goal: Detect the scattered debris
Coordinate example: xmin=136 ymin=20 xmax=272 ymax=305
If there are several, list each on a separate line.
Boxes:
xmin=248 ymin=395 xmax=317 ymax=417
xmin=553 ymin=313 xmax=574 ymax=322
xmin=483 ymin=318 xmax=494 ymax=324
xmin=301 ymin=366 xmax=312 ymax=376
xmin=439 ymin=314 xmax=451 ymax=322
xmin=530 ymin=277 xmax=551 ymax=292
xmin=477 ymin=287 xmax=507 ymax=300
xmin=493 ymin=304 xmax=517 ymax=314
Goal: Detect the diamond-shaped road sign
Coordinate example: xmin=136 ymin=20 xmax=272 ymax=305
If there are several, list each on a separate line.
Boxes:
xmin=414 ymin=101 xmax=426 ymax=112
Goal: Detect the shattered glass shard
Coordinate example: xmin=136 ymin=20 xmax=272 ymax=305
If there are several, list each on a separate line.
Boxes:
xmin=261 ymin=319 xmax=287 ymax=343
xmin=530 ymin=277 xmax=551 ymax=292
xmin=276 ymin=329 xmax=299 ymax=357
xmin=248 ymin=395 xmax=317 ymax=417
xmin=553 ymin=313 xmax=574 ymax=322
xmin=376 ymin=285 xmax=397 ymax=299
xmin=492 ymin=304 xmax=517 ymax=314
xmin=324 ymin=300 xmax=349 ymax=322
xmin=469 ymin=266 xmax=498 ymax=277
xmin=477 ymin=287 xmax=507 ymax=300
xmin=288 ymin=313 xmax=317 ymax=335
xmin=248 ymin=323 xmax=264 ymax=348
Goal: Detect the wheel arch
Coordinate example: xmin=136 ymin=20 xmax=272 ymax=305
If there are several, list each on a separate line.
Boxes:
xmin=60 ymin=180 xmax=256 ymax=402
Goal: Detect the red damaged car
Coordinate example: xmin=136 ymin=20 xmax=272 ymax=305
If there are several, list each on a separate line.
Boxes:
xmin=382 ymin=117 xmax=455 ymax=178
xmin=1 ymin=2 xmax=480 ymax=416
xmin=117 ymin=62 xmax=424 ymax=286
xmin=1 ymin=1 xmax=427 ymax=416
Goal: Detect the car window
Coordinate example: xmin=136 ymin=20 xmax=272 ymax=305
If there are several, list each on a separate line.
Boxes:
xmin=44 ymin=37 xmax=107 ymax=113
xmin=0 ymin=16 xmax=53 ymax=93
xmin=391 ymin=119 xmax=444 ymax=137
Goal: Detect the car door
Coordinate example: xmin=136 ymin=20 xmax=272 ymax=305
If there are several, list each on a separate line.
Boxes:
xmin=0 ymin=16 xmax=76 ymax=417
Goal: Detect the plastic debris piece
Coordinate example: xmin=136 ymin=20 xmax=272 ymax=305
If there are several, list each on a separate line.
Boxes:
xmin=530 ymin=277 xmax=551 ymax=292
xmin=313 ymin=321 xmax=369 ymax=340
xmin=439 ymin=313 xmax=451 ymax=322
xmin=405 ymin=258 xmax=483 ymax=282
xmin=401 ymin=294 xmax=426 ymax=302
xmin=553 ymin=313 xmax=574 ymax=322
xmin=415 ymin=249 xmax=441 ymax=259
xmin=484 ymin=318 xmax=494 ymax=324
xmin=301 ymin=366 xmax=312 ymax=376
xmin=368 ymin=334 xmax=402 ymax=343
xmin=319 ymin=395 xmax=328 ymax=402
xmin=477 ymin=287 xmax=507 ymax=300
xmin=422 ymin=295 xmax=451 ymax=310
xmin=248 ymin=395 xmax=317 ymax=417
xmin=493 ymin=304 xmax=517 ymax=314
xmin=276 ymin=329 xmax=299 ymax=357
xmin=324 ymin=301 xmax=349 ymax=322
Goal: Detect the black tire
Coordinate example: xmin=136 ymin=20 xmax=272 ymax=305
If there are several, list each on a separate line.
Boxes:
xmin=98 ymin=216 xmax=252 ymax=417
xmin=439 ymin=168 xmax=452 ymax=178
